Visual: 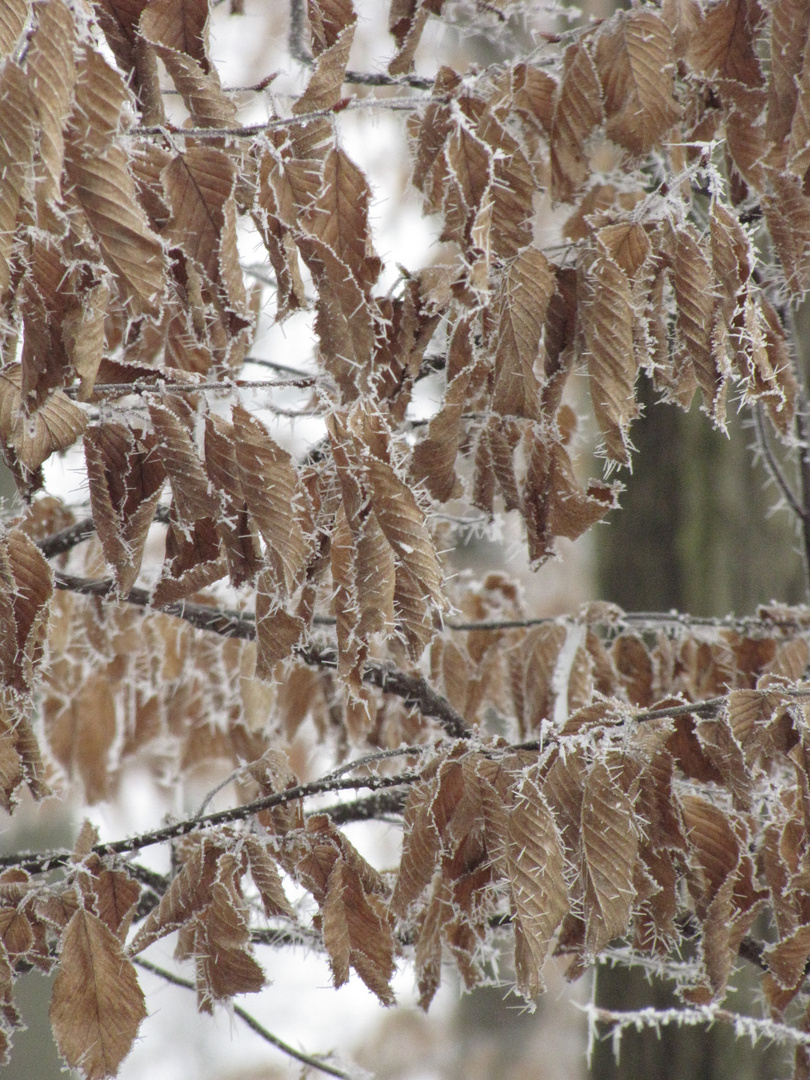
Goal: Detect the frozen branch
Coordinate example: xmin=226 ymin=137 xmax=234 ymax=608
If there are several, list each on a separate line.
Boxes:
xmin=753 ymin=404 xmax=804 ymax=521
xmin=133 ymin=957 xmax=355 ymax=1080
xmin=0 ymin=769 xmax=421 ymax=875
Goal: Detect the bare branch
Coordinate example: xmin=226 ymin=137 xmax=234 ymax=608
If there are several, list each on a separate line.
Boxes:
xmin=128 ymin=94 xmax=446 ymax=139
xmin=0 ymin=770 xmax=421 ymax=875
xmin=752 ymin=404 xmax=803 ymax=520
xmin=133 ymin=957 xmax=355 ymax=1080
xmin=62 ymin=377 xmax=317 ymax=398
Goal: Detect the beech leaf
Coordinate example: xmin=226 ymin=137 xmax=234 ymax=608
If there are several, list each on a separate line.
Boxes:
xmin=50 ymin=909 xmax=146 ymax=1080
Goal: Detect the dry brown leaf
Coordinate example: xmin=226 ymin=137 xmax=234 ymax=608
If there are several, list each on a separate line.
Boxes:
xmin=61 ymin=282 xmax=109 ymax=401
xmin=579 ymin=249 xmax=638 ymax=464
xmin=551 ymin=42 xmax=604 ymax=202
xmin=391 ymin=767 xmax=443 ymax=915
xmin=388 ymin=0 xmax=437 ymax=77
xmin=688 ymin=0 xmax=765 ymax=89
xmin=0 ymin=61 xmax=36 ymax=301
xmin=50 ymin=909 xmax=146 ymax=1080
xmin=409 ymin=355 xmax=471 ymax=501
xmin=253 ymin=150 xmax=307 ymax=319
xmin=65 ymin=46 xmax=166 ymax=316
xmin=26 ymin=0 xmax=77 ymax=216
xmin=365 ymin=454 xmax=443 ymax=612
xmin=140 ymin=0 xmax=237 ymax=127
xmin=90 ymin=867 xmax=141 ymax=940
xmin=0 ymin=529 xmax=53 ymax=693
xmin=255 ymin=587 xmax=306 ymax=679
xmin=232 ymin=405 xmax=309 ymax=596
xmin=162 ymin=146 xmax=236 ymax=289
xmin=295 ymin=22 xmax=355 ymax=115
xmin=330 ymin=501 xmax=366 ymax=697
xmin=129 ymin=840 xmax=221 ymax=956
xmin=203 ymin=412 xmax=262 ymax=587
xmin=596 ymin=222 xmax=651 ymax=280
xmin=0 ymin=689 xmax=49 ymax=809
xmin=301 ymin=147 xmax=382 ymax=294
xmin=476 ymin=108 xmax=535 ymax=258
xmin=671 ymin=225 xmax=723 ymax=417
xmin=149 ymin=397 xmax=219 ymax=526
xmin=594 ymin=10 xmax=680 ymax=156
xmin=491 ymin=246 xmax=555 ymax=419
xmin=243 ymin=836 xmax=295 ymax=919
xmin=767 ymin=0 xmax=810 ymax=142
xmin=312 ymin=265 xmax=377 ymax=396
xmin=0 ymin=0 xmax=26 ymax=56
xmin=84 ymin=423 xmax=166 ymax=594
xmin=193 ymin=857 xmax=265 ymax=1010
xmin=441 ymin=122 xmax=492 ymax=250
xmin=581 ymin=760 xmax=638 ymax=957
xmin=763 ymin=174 xmax=810 ymax=296
xmin=765 ymin=923 xmax=810 ymax=995
xmin=94 ymin=0 xmax=163 ymax=124
xmin=507 ymin=768 xmax=569 ymax=997
xmin=680 ymin=794 xmax=741 ymax=915
xmin=44 ymin=671 xmax=118 ymax=804
xmin=322 ymin=859 xmax=395 ymax=1004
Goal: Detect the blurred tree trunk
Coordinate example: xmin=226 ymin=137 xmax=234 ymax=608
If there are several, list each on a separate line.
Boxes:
xmin=592 ymin=376 xmax=806 ymax=1080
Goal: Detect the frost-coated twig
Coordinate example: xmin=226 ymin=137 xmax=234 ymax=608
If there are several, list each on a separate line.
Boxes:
xmin=129 ymin=94 xmax=447 ymax=139
xmin=133 ymin=956 xmax=354 ymax=1080
xmin=62 ymin=377 xmax=318 ymax=397
xmin=753 ymin=405 xmax=803 ymax=521
xmin=0 ymin=770 xmax=422 ymax=874
xmin=585 ymin=1002 xmax=810 ymax=1053
xmin=795 ymin=406 xmax=810 ymax=600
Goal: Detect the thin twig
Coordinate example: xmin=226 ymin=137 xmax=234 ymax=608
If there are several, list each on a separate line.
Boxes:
xmin=795 ymin=407 xmax=810 ymax=600
xmin=132 ymin=956 xmax=354 ymax=1080
xmin=753 ymin=404 xmax=803 ymax=520
xmin=244 ymin=356 xmax=315 ymax=378
xmin=321 ymin=744 xmax=426 ymax=780
xmin=585 ymin=1003 xmax=810 ymax=1049
xmin=128 ymin=94 xmax=446 ymax=140
xmin=63 ymin=377 xmax=317 ymax=398
xmin=0 ymin=770 xmax=422 ymax=875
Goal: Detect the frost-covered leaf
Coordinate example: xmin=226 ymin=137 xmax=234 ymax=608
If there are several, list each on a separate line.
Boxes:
xmin=84 ymin=423 xmax=166 ymax=594
xmin=140 ymin=0 xmax=237 ymax=127
xmin=0 ymin=62 xmax=36 ymax=301
xmin=492 ymin=246 xmax=554 ymax=419
xmin=551 ymin=42 xmax=604 ymax=201
xmin=50 ymin=909 xmax=146 ymax=1080
xmin=65 ymin=46 xmax=166 ymax=316
xmin=579 ymin=248 xmax=638 ymax=463
xmin=0 ymin=529 xmax=52 ymax=693
xmin=232 ymin=405 xmax=309 ymax=596
xmin=581 ymin=760 xmax=638 ymax=957
xmin=594 ymin=10 xmax=680 ymax=156
xmin=27 ymin=0 xmax=77 ymax=214
xmin=507 ymin=769 xmax=569 ymax=997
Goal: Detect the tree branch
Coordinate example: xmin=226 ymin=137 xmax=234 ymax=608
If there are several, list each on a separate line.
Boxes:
xmin=752 ymin=404 xmax=803 ymax=521
xmin=62 ymin=377 xmax=318 ymax=398
xmin=128 ymin=94 xmax=445 ymax=140
xmin=0 ymin=770 xmax=421 ymax=875
xmin=133 ymin=957 xmax=354 ymax=1080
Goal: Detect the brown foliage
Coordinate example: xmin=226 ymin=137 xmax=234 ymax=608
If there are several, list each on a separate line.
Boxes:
xmin=3 ymin=0 xmax=810 ymax=1075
